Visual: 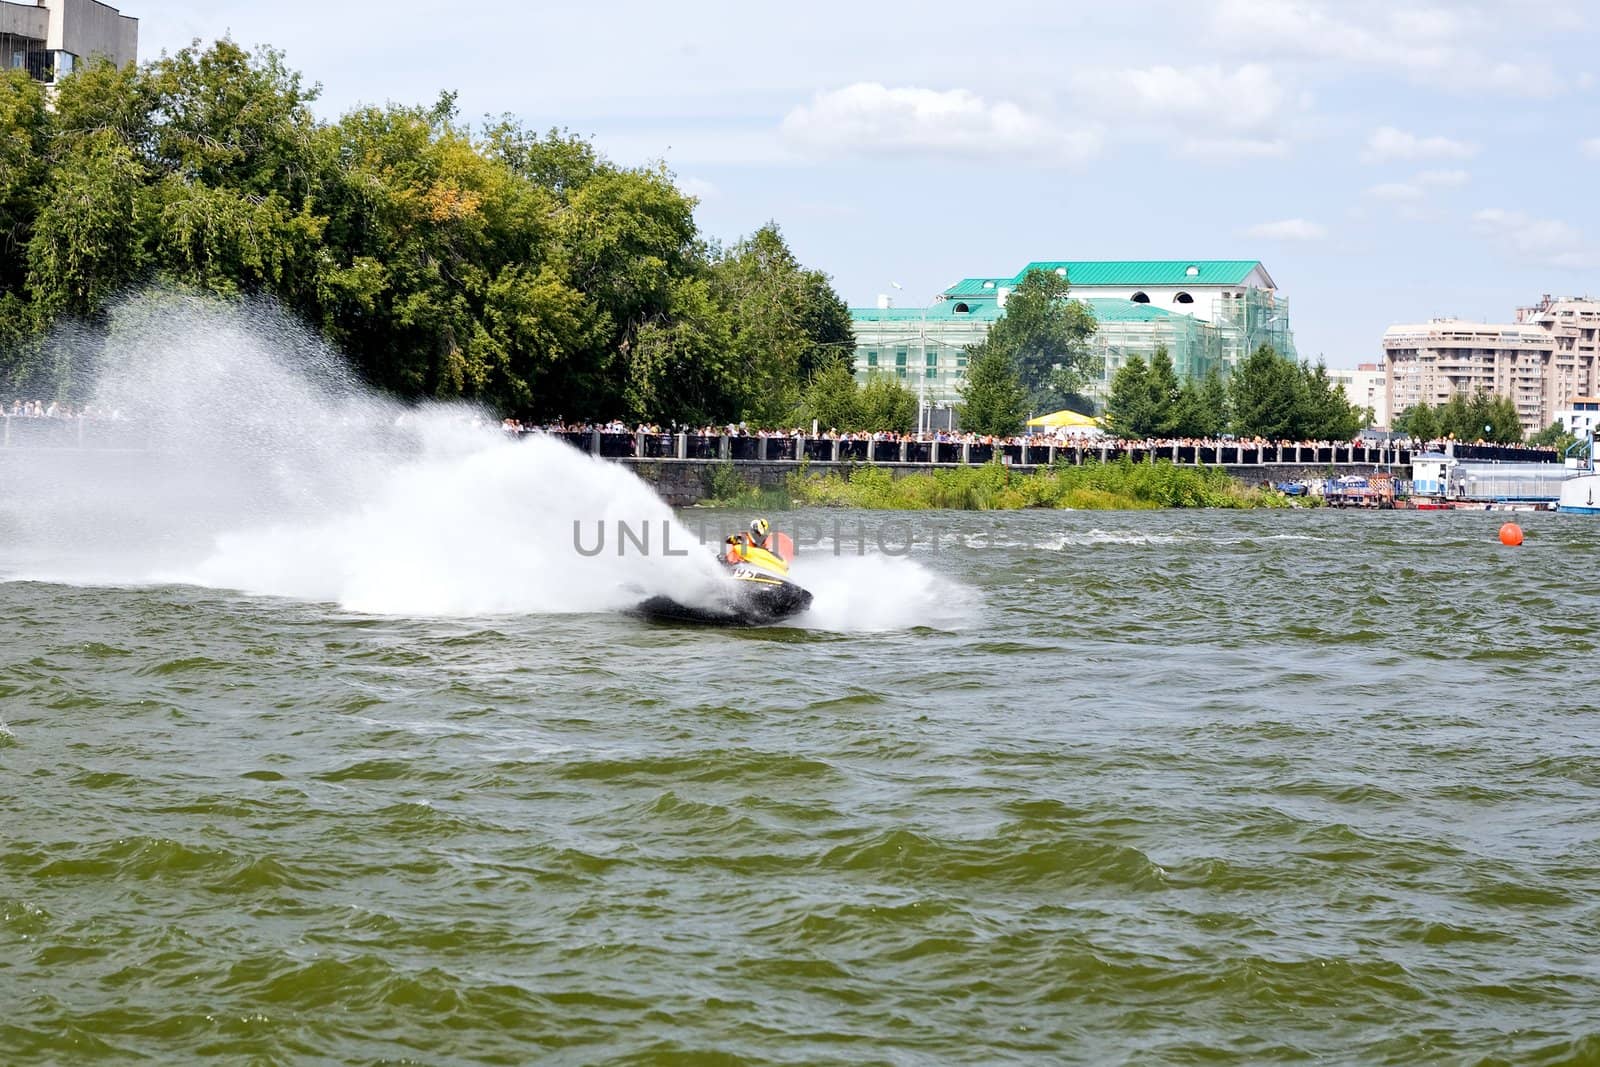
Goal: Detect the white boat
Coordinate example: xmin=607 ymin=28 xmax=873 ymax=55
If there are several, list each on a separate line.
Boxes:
xmin=1558 ymin=471 xmax=1600 ymax=514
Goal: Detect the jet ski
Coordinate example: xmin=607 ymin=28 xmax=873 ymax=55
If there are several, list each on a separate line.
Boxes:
xmin=634 ymin=532 xmax=812 ymax=627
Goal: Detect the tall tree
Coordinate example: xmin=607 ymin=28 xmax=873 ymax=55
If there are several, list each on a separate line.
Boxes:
xmin=707 ymin=222 xmax=853 ymax=425
xmin=1295 ymin=361 xmax=1365 ymax=440
xmin=856 ymin=372 xmax=917 ymax=433
xmin=958 ymin=340 xmax=1027 ymax=436
xmin=1229 ymin=344 xmax=1303 ymax=439
xmin=979 ymin=267 xmax=1098 ymax=412
xmin=1105 ymin=354 xmax=1156 ymax=437
xmin=1394 ymin=401 xmax=1440 ymax=441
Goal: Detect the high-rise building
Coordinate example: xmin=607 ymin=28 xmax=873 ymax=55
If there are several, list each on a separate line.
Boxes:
xmin=851 ymin=260 xmax=1296 ymax=409
xmin=1382 ymin=320 xmax=1558 ymax=435
xmin=0 ymin=0 xmax=137 ymax=85
xmin=1383 ymin=295 xmax=1600 ymax=436
xmin=1515 ymin=295 xmax=1600 ymax=402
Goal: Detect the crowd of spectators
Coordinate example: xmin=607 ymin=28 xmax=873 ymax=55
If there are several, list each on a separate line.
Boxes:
xmin=4 ymin=398 xmax=123 ymax=420
xmin=501 ymin=419 xmax=1559 ymax=459
xmin=5 ymin=404 xmax=1554 ymax=460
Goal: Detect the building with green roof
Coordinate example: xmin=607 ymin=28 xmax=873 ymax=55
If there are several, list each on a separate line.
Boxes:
xmin=850 ymin=260 xmax=1296 ymax=410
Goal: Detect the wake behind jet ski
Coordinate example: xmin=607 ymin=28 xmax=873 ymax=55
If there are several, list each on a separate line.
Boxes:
xmin=634 ymin=518 xmax=813 ymax=626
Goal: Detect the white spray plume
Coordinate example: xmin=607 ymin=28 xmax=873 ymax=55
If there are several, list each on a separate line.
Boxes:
xmin=0 ymin=291 xmax=974 ymax=630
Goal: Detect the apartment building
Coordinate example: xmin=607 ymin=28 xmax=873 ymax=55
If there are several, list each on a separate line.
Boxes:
xmin=0 ymin=0 xmax=136 ymax=84
xmin=1516 ymin=294 xmax=1600 ymax=399
xmin=1382 ymin=320 xmax=1558 ymax=435
xmin=1383 ymin=294 xmax=1600 ymax=436
xmin=1329 ymin=363 xmax=1388 ymax=427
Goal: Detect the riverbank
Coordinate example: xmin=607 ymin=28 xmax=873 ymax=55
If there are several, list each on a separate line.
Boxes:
xmin=707 ymin=459 xmax=1300 ymax=510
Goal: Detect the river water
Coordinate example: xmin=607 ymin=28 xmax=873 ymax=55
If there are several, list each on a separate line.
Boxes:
xmin=4 ymin=499 xmax=1599 ymax=1064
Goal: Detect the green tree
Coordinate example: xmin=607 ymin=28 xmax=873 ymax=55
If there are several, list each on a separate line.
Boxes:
xmin=622 ymin=275 xmax=736 ymax=426
xmin=1108 ymin=349 xmax=1231 ymax=439
xmin=857 ymin=372 xmax=917 ymax=433
xmin=1295 ymin=361 xmax=1365 ymax=440
xmin=1425 ymin=390 xmax=1522 ymax=442
xmin=1528 ymin=420 xmax=1577 ymax=453
xmin=0 ymin=71 xmax=49 ymax=294
xmin=1146 ymin=348 xmax=1183 ymax=436
xmin=958 ymin=340 xmax=1027 ymax=436
xmin=707 ymin=222 xmax=853 ymax=425
xmin=1105 ymin=355 xmax=1156 ymax=437
xmin=1394 ymin=401 xmax=1440 ymax=441
xmin=25 ymin=131 xmax=147 ymax=320
xmin=1174 ymin=367 xmax=1229 ymax=438
xmin=979 ymin=267 xmax=1098 ymax=412
xmin=1 ymin=40 xmax=849 ymax=425
xmin=1228 ymin=344 xmax=1302 ymax=439
xmin=796 ymin=358 xmax=861 ymax=430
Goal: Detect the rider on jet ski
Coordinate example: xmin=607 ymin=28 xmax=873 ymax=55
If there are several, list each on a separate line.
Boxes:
xmin=724 ymin=518 xmax=773 ymax=565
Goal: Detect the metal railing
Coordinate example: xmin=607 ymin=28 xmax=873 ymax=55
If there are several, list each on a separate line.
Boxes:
xmin=527 ymin=429 xmax=1423 ymax=469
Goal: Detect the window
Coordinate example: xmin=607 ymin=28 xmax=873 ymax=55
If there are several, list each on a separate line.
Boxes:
xmin=1130 ymin=291 xmax=1150 ymax=303
xmin=953 ymin=302 xmax=970 ymax=313
xmin=926 ymin=352 xmax=937 ymax=379
xmin=895 ymin=350 xmax=907 ymax=378
xmin=1174 ymin=291 xmax=1194 ymax=304
xmin=866 ymin=350 xmax=878 ymax=368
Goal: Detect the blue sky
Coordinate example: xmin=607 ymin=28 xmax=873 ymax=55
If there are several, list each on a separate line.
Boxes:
xmin=141 ymin=0 xmax=1598 ymax=367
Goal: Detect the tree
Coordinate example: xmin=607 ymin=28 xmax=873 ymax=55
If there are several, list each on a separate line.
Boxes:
xmin=857 ymin=372 xmax=917 ymax=433
xmin=1228 ymin=344 xmax=1302 ymax=439
xmin=1 ymin=40 xmax=854 ymax=425
xmin=793 ymin=364 xmax=915 ymax=433
xmin=707 ymin=222 xmax=854 ymax=425
xmin=1174 ymin=367 xmax=1229 ymax=438
xmin=622 ymin=275 xmax=735 ymax=426
xmin=1295 ymin=361 xmax=1365 ymax=440
xmin=958 ymin=340 xmax=1027 ymax=436
xmin=1427 ymin=390 xmax=1523 ymax=443
xmin=1146 ymin=349 xmax=1184 ymax=436
xmin=1105 ymin=355 xmax=1156 ymax=437
xmin=0 ymin=70 xmax=49 ymax=296
xmin=978 ymin=267 xmax=1098 ymax=412
xmin=1529 ymin=420 xmax=1578 ymax=453
xmin=796 ymin=358 xmax=861 ymax=430
xmin=1394 ymin=401 xmax=1440 ymax=441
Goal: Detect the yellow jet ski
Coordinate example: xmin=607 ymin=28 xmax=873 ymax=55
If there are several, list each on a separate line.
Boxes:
xmin=634 ymin=526 xmax=812 ymax=626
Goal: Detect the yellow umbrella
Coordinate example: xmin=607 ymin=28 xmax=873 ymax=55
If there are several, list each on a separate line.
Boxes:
xmin=1026 ymin=409 xmax=1102 ymax=429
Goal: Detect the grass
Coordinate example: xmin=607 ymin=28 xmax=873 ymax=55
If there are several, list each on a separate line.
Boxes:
xmin=699 ymin=461 xmax=793 ymax=509
xmin=783 ymin=458 xmax=1294 ymax=511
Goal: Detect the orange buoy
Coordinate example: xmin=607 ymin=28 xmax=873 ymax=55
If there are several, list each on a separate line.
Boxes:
xmin=1499 ymin=522 xmax=1524 ymax=546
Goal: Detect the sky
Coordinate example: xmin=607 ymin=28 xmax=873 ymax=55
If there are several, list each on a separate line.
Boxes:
xmin=138 ymin=0 xmax=1600 ymax=368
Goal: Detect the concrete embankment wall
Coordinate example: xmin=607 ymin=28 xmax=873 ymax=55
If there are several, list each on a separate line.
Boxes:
xmin=621 ymin=458 xmax=1350 ymax=507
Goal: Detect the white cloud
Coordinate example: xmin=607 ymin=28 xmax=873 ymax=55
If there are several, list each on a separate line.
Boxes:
xmin=1367 ymin=182 xmax=1425 ymax=201
xmin=1365 ymin=169 xmax=1470 ymax=204
xmin=1071 ymin=63 xmax=1299 ymax=159
xmin=1362 ymin=126 xmax=1479 ymax=163
xmin=779 ymin=83 xmax=1102 ymax=165
xmin=1087 ymin=64 xmax=1286 ymax=130
xmin=1176 ymin=136 xmax=1292 ymax=159
xmin=1242 ymin=218 xmax=1329 ymax=241
xmin=1416 ymin=168 xmax=1470 ymax=186
xmin=1582 ymin=138 xmax=1600 ymax=158
xmin=1473 ymin=208 xmax=1595 ymax=269
xmin=1211 ymin=0 xmax=1565 ymax=97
